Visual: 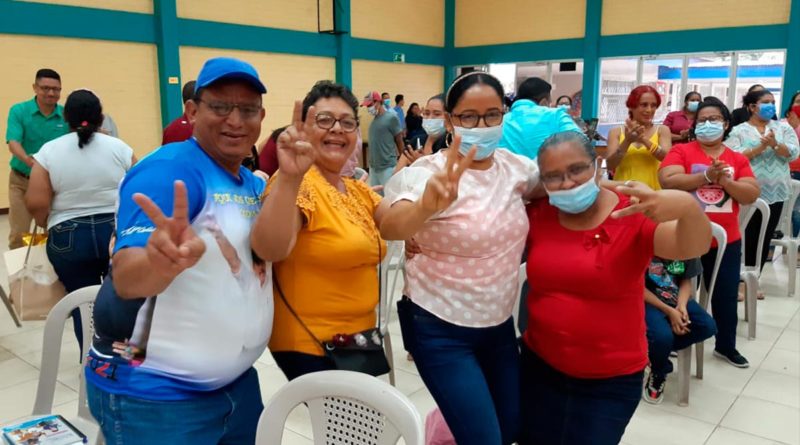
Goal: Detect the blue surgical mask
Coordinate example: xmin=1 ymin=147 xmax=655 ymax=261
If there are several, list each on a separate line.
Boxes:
xmin=422 ymin=118 xmax=445 ymax=137
xmin=545 ymin=161 xmax=600 ymax=214
xmin=384 ymin=99 xmax=391 ymax=108
xmin=694 ymin=121 xmax=725 ymax=143
xmin=454 ymin=125 xmax=503 ymax=160
xmin=757 ymin=103 xmax=776 ymax=120
xmin=558 ymin=104 xmax=570 ymax=110
xmin=687 ymin=101 xmax=699 ymax=112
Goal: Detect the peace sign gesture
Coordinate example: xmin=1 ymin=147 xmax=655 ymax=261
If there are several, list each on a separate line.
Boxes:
xmin=419 ymin=135 xmax=476 ymax=213
xmin=277 ymin=100 xmax=317 ymax=178
xmin=611 ymin=180 xmax=688 ymax=223
xmin=132 ymin=180 xmax=206 ymax=278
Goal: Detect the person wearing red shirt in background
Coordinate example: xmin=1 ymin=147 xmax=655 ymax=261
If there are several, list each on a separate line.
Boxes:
xmin=520 ymin=131 xmax=711 ymax=445
xmin=663 ymin=91 xmax=702 ymax=143
xmin=660 ymin=97 xmax=761 ymax=368
xmin=161 ymin=80 xmax=196 ymax=145
xmin=257 ymin=125 xmax=287 ymax=177
xmin=783 ymin=91 xmax=800 ymax=236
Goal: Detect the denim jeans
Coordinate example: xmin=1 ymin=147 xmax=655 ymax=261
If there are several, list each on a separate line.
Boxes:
xmin=271 ymin=351 xmax=336 ymax=381
xmin=645 ymin=299 xmax=717 ymax=376
xmin=46 ymin=213 xmax=114 ymax=357
xmin=701 ymin=240 xmax=742 ymax=354
xmin=792 ymin=172 xmax=800 ymax=237
xmin=744 ymin=201 xmax=783 ymax=271
xmin=397 ymin=297 xmax=520 ymax=445
xmin=87 ymin=367 xmax=263 ymax=445
xmin=519 ymin=346 xmax=643 ymax=445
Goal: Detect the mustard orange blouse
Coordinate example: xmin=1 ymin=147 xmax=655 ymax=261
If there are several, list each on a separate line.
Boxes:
xmin=267 ymin=166 xmax=386 ymax=356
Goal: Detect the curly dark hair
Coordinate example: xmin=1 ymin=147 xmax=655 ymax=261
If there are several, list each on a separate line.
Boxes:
xmin=302 ymin=80 xmax=359 ymax=122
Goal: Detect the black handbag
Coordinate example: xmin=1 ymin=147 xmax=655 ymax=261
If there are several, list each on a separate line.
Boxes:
xmin=273 ymin=240 xmax=391 ymax=377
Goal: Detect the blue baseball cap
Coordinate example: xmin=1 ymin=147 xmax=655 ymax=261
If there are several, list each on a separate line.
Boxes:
xmin=195 ymin=57 xmax=267 ymax=94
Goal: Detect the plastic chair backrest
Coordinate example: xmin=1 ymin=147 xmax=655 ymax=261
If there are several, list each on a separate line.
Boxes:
xmin=738 ymin=198 xmax=771 ymax=271
xmin=701 ymin=222 xmax=728 ymax=303
xmin=781 ymin=179 xmax=800 ymax=236
xmin=33 ymin=285 xmax=100 ymax=419
xmin=378 ymin=241 xmax=404 ymax=331
xmin=256 ymin=370 xmax=424 ymax=445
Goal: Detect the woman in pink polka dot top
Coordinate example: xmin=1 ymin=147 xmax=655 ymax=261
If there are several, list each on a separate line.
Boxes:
xmin=380 ymin=72 xmax=542 ymax=445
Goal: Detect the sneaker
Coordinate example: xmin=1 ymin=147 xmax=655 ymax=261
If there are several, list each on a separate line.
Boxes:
xmin=714 ymin=349 xmax=750 ymax=368
xmin=642 ymin=371 xmax=666 ymax=404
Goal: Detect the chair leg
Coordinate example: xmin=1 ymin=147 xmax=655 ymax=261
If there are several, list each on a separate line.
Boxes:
xmin=744 ymin=275 xmax=758 ymax=340
xmin=384 ymin=332 xmax=395 ymax=387
xmin=677 ymin=347 xmax=691 ymax=406
xmin=788 ymin=243 xmax=798 ymax=297
xmin=0 ymin=285 xmax=21 ymax=328
xmin=695 ymin=342 xmax=704 ymax=380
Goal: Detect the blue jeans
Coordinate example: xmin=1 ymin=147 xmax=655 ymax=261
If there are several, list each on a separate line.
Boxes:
xmin=87 ymin=367 xmax=263 ymax=445
xmin=701 ymin=240 xmax=742 ymax=354
xmin=519 ymin=347 xmax=643 ymax=445
xmin=645 ymin=299 xmax=717 ymax=376
xmin=368 ymin=165 xmax=396 ymax=194
xmin=397 ymin=297 xmax=520 ymax=445
xmin=46 ymin=214 xmax=115 ymax=357
xmin=792 ymin=172 xmax=800 ymax=237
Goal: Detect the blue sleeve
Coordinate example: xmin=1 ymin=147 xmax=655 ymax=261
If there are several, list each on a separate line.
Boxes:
xmin=556 ymin=109 xmax=582 ymax=134
xmin=114 ymin=159 xmax=206 ymax=253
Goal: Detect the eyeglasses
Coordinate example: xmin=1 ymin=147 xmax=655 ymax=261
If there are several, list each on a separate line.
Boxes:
xmin=197 ymin=99 xmax=262 ymax=119
xmin=37 ymin=85 xmax=61 ymax=93
xmin=315 ymin=113 xmax=359 ymax=133
xmin=696 ymin=116 xmax=725 ymax=124
xmin=451 ymin=109 xmax=504 ymax=128
xmin=541 ymin=160 xmax=597 ymax=187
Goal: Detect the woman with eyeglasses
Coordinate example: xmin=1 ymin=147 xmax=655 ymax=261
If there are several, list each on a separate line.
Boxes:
xmin=606 ymin=85 xmax=673 ymax=190
xmin=664 ymin=91 xmax=702 ymax=143
xmin=521 ymin=131 xmax=710 ymax=445
xmin=660 ymin=97 xmax=761 ymax=367
xmin=725 ymin=89 xmax=799 ymax=282
xmin=251 ymin=80 xmax=387 ymax=380
xmin=380 ymin=72 xmax=542 ymax=445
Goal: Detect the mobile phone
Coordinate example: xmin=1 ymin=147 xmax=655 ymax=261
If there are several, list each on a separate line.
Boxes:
xmin=587 ymin=118 xmax=599 ymax=133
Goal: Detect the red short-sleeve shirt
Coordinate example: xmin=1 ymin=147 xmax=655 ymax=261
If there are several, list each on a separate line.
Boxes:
xmin=523 ymin=192 xmax=657 ymax=379
xmin=660 ymin=141 xmax=754 ymax=244
xmin=162 ymin=113 xmax=194 ymax=145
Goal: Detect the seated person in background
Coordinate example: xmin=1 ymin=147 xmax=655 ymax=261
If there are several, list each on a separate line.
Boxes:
xmin=642 ymin=257 xmax=716 ymax=404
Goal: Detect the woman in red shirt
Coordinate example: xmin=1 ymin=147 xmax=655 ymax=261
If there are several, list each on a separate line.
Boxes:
xmin=663 ymin=91 xmax=702 ymax=143
xmin=521 ymin=132 xmax=711 ymax=445
xmin=660 ymin=97 xmax=761 ymax=367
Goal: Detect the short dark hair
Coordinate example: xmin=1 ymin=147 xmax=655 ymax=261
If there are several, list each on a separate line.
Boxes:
xmin=555 ymin=95 xmax=572 ymax=106
xmin=516 ymin=77 xmax=551 ymax=104
xmin=395 ymin=94 xmax=404 ymax=104
xmin=182 ymin=80 xmax=196 ymax=104
xmin=64 ymin=89 xmax=103 ymax=148
xmin=302 ymin=80 xmax=359 ymax=121
xmin=35 ymin=69 xmax=60 ymax=83
xmin=684 ymin=91 xmax=702 ymax=103
xmin=445 ymin=72 xmax=504 ymax=113
xmin=691 ymin=96 xmax=733 ymax=140
xmin=742 ymin=89 xmax=773 ymax=108
xmin=381 ymin=92 xmax=390 ymax=99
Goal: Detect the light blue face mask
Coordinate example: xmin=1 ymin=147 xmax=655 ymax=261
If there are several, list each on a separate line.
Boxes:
xmin=545 ymin=161 xmax=600 ymax=214
xmin=687 ymin=101 xmax=699 ymax=112
xmin=422 ymin=118 xmax=445 ymax=137
xmin=384 ymin=99 xmax=391 ymax=108
xmin=694 ymin=121 xmax=725 ymax=143
xmin=454 ymin=125 xmax=503 ymax=160
xmin=757 ymin=103 xmax=776 ymax=120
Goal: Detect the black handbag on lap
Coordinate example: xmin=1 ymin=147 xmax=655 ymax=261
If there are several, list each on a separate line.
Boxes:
xmin=273 ymin=240 xmax=390 ymax=377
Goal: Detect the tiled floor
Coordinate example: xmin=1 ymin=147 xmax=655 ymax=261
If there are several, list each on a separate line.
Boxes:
xmin=0 ymin=215 xmax=798 ymax=444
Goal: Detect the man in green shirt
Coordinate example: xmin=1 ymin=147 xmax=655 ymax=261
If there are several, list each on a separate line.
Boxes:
xmin=5 ymin=69 xmax=68 ymax=248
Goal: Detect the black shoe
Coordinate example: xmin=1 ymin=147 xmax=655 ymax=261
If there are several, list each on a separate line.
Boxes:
xmin=714 ymin=349 xmax=750 ymax=368
xmin=642 ymin=371 xmax=666 ymax=404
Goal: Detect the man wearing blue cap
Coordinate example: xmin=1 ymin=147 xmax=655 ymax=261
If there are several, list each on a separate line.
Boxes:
xmin=85 ymin=57 xmax=274 ymax=444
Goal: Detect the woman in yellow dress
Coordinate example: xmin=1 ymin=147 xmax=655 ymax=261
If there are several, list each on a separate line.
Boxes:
xmin=607 ymin=85 xmax=673 ymax=189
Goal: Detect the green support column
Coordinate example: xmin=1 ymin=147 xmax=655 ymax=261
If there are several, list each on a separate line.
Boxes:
xmin=580 ymin=0 xmax=602 ymax=121
xmin=443 ymin=0 xmax=456 ymax=90
xmin=782 ymin=0 xmax=799 ymax=112
xmin=335 ymin=0 xmax=352 ymax=88
xmin=154 ymin=0 xmax=183 ymax=128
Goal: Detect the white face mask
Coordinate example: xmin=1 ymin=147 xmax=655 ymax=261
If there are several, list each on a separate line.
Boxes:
xmin=422 ymin=118 xmax=446 ymax=137
xmin=367 ymin=106 xmax=377 ymax=116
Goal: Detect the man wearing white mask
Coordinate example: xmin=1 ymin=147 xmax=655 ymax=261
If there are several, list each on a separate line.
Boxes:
xmin=363 ymin=90 xmax=403 ymax=190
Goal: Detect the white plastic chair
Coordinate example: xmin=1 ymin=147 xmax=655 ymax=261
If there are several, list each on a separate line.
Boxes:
xmin=771 ymin=179 xmax=800 ymax=296
xmin=514 ymin=263 xmax=527 ymax=337
xmin=738 ymin=198 xmax=770 ymax=340
xmin=256 ymin=370 xmax=424 ymax=445
xmin=676 ymin=223 xmax=726 ymax=406
xmin=379 ymin=241 xmax=405 ymax=386
xmin=32 ymin=285 xmax=103 ymax=445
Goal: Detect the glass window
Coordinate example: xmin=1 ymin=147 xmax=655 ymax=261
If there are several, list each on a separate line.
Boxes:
xmin=686 ymin=53 xmax=734 ymax=108
xmin=514 ymin=62 xmax=548 ymax=93
xmin=641 ymin=57 xmax=683 ymax=122
xmin=599 ymin=58 xmax=638 ymax=139
xmin=551 ymin=61 xmax=584 ymax=117
xmin=735 ymin=51 xmax=785 ymax=112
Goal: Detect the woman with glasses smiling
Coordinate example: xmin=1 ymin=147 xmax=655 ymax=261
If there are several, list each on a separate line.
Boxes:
xmin=379 ymin=72 xmax=542 ymax=445
xmin=520 ymin=131 xmax=710 ymax=445
xmin=251 ymin=80 xmax=388 ymax=381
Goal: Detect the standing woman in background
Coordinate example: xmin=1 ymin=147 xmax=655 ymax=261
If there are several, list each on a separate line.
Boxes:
xmin=783 ymin=91 xmax=800 ymax=236
xmin=725 ymin=89 xmax=799 ymax=279
xmin=606 ymin=85 xmax=673 ymax=190
xmin=405 ymin=102 xmax=426 ymax=148
xmin=26 ymin=89 xmax=136 ymax=350
xmin=663 ymin=92 xmax=702 ymax=143
xmin=730 ymin=84 xmax=766 ymax=128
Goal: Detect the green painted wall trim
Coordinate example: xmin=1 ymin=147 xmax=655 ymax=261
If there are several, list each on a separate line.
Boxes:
xmin=335 ymin=0 xmax=353 ymax=87
xmin=451 ymin=39 xmax=584 ymax=66
xmin=0 ymin=1 xmax=155 ymax=43
xmin=444 ymin=0 xmax=456 ymax=90
xmin=580 ymin=0 xmax=602 ymax=120
xmin=350 ymin=39 xmax=445 ymax=65
xmin=155 ymin=0 xmax=183 ymax=127
xmin=782 ymin=0 xmax=800 ymax=112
